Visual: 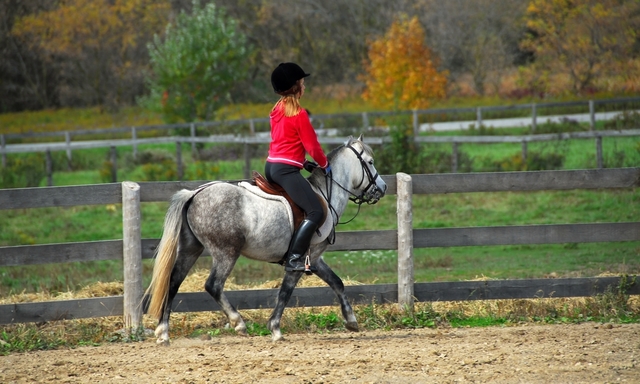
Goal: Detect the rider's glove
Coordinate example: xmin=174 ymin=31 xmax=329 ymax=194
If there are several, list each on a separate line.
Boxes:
xmin=303 ymin=160 xmax=318 ymax=172
xmin=322 ymin=164 xmax=332 ymax=175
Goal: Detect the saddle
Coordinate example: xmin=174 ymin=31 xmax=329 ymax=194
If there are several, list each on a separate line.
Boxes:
xmin=251 ymin=171 xmax=327 ymax=230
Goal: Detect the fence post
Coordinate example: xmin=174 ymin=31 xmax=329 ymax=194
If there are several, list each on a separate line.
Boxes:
xmin=1 ymin=134 xmax=5 ymax=168
xmin=65 ymin=131 xmax=72 ymax=171
xmin=589 ymin=100 xmax=595 ymax=131
xmin=190 ymin=123 xmax=197 ymax=159
xmin=397 ymin=172 xmax=414 ymax=312
xmin=531 ymin=103 xmax=537 ymax=133
xmin=131 ymin=127 xmax=137 ymax=161
xmin=110 ymin=146 xmax=117 ymax=183
xmin=451 ymin=142 xmax=458 ymax=173
xmin=176 ymin=141 xmax=183 ymax=181
xmin=45 ymin=149 xmax=53 ymax=186
xmin=122 ymin=181 xmax=143 ymax=334
xmin=362 ymin=112 xmax=369 ymax=131
xmin=243 ymin=139 xmax=251 ymax=179
xmin=521 ymin=140 xmax=528 ymax=163
xmin=596 ymin=136 xmax=603 ymax=169
xmin=412 ymin=110 xmax=419 ymax=138
xmin=476 ymin=107 xmax=482 ymax=128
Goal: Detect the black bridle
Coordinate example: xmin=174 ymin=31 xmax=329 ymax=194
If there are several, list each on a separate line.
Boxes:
xmin=319 ymin=143 xmax=383 ymax=233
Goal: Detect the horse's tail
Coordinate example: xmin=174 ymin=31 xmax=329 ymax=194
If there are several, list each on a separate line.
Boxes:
xmin=145 ymin=189 xmax=196 ymax=319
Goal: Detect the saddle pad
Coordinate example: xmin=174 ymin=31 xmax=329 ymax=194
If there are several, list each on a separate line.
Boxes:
xmin=238 ymin=181 xmax=332 ymax=245
xmin=238 ymin=182 xmax=295 ymax=233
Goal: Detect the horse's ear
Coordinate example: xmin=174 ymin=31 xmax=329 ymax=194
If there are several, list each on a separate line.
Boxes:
xmin=357 ymin=133 xmax=364 ymax=142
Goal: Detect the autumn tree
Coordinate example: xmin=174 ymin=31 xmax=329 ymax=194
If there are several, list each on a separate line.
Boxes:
xmin=419 ymin=0 xmax=528 ymax=95
xmin=362 ymin=16 xmax=448 ymax=111
xmin=141 ymin=1 xmax=253 ymax=123
xmin=521 ymin=0 xmax=640 ymax=95
xmin=11 ymin=0 xmax=170 ymax=109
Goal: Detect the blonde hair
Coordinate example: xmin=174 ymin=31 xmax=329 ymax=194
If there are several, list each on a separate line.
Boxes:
xmin=272 ymin=80 xmax=303 ymax=117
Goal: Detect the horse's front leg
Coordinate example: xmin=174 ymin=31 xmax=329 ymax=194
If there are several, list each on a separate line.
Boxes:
xmin=267 ymin=270 xmax=304 ymax=342
xmin=313 ymin=257 xmax=359 ymax=332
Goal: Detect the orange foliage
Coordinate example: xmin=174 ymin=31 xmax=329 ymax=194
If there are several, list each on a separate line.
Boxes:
xmin=521 ymin=0 xmax=639 ymax=95
xmin=13 ymin=0 xmax=169 ymax=55
xmin=361 ymin=16 xmax=448 ymax=111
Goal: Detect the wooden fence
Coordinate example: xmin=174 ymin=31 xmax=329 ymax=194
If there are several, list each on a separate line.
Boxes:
xmin=2 ymin=96 xmax=640 ymax=180
xmin=1 ymin=168 xmax=639 ymax=325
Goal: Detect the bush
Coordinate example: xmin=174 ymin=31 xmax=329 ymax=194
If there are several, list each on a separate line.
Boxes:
xmin=603 ymin=110 xmax=640 ymax=130
xmin=533 ymin=117 xmax=588 ymax=134
xmin=480 ymin=151 xmax=565 ymax=171
xmin=0 ymin=155 xmax=46 ymax=188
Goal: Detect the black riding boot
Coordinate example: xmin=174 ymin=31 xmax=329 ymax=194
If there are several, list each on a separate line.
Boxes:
xmin=285 ymin=219 xmax=318 ymax=273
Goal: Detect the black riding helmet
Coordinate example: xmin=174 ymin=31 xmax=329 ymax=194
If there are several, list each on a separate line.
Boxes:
xmin=271 ymin=62 xmax=310 ymax=93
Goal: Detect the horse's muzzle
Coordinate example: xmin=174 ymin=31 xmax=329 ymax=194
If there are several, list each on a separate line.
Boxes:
xmin=365 ymin=183 xmax=387 ymax=205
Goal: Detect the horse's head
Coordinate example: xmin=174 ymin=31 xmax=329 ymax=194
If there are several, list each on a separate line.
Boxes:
xmin=341 ymin=135 xmax=387 ymax=205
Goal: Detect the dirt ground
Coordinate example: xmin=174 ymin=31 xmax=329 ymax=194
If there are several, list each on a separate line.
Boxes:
xmin=2 ymin=323 xmax=639 ymax=384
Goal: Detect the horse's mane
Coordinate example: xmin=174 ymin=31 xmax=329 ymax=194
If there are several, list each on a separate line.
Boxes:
xmin=309 ymin=136 xmax=372 ymax=187
xmin=326 ymin=136 xmax=373 ymax=161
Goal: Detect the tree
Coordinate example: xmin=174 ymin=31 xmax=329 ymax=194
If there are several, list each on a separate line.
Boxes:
xmin=419 ymin=0 xmax=528 ymax=96
xmin=11 ymin=0 xmax=170 ymax=110
xmin=521 ymin=0 xmax=640 ymax=95
xmin=361 ymin=16 xmax=448 ymax=111
xmin=141 ymin=1 xmax=253 ymax=123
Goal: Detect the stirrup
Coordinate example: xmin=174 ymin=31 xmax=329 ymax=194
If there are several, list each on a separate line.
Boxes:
xmin=303 ymin=255 xmax=312 ymax=275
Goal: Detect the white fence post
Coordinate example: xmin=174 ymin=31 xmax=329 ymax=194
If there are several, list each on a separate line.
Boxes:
xmin=397 ymin=172 xmax=414 ymax=312
xmin=1 ymin=134 xmax=5 ymax=168
xmin=589 ymin=100 xmax=595 ymax=131
xmin=65 ymin=131 xmax=72 ymax=170
xmin=122 ymin=181 xmax=143 ymax=334
xmin=131 ymin=127 xmax=138 ymax=161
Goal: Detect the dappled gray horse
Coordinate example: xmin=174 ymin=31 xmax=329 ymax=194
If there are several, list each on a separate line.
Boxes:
xmin=145 ymin=135 xmax=387 ymax=343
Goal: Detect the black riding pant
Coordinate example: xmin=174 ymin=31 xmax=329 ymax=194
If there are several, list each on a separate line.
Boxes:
xmin=265 ymin=161 xmax=323 ymax=226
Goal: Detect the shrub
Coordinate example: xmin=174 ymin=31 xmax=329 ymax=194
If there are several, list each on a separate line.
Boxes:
xmin=0 ymin=155 xmax=46 ymax=188
xmin=480 ymin=151 xmax=565 ymax=171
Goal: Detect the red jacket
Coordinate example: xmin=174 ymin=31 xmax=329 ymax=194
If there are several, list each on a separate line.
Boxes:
xmin=267 ymin=106 xmax=328 ymax=168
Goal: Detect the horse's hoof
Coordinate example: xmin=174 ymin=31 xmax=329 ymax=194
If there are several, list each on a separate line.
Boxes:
xmin=156 ymin=338 xmax=170 ymax=346
xmin=271 ymin=330 xmax=284 ymax=342
xmin=345 ymin=321 xmax=359 ymax=332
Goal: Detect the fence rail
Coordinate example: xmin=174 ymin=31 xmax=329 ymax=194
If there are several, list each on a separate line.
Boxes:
xmin=0 ymin=168 xmax=638 ymax=324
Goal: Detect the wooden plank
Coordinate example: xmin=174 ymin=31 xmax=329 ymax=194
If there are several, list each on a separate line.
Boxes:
xmin=138 ymin=175 xmax=397 ymax=203
xmin=0 ymin=297 xmax=122 ymax=324
xmin=2 ymin=276 xmax=636 ymax=324
xmin=327 ymin=230 xmax=397 ymax=251
xmin=0 ymin=183 xmax=121 ymax=210
xmin=413 ymin=222 xmax=640 ymax=248
xmin=0 ymin=240 xmax=122 ymax=266
xmin=411 ymin=168 xmax=640 ymax=194
xmin=413 ymin=276 xmax=640 ymax=301
xmin=3 ymin=221 xmax=636 ymax=267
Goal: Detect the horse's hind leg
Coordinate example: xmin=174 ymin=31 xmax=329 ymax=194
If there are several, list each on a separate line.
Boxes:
xmin=155 ymin=228 xmax=204 ymax=344
xmin=267 ymin=270 xmax=304 ymax=342
xmin=313 ymin=258 xmax=359 ymax=332
xmin=204 ymin=248 xmax=247 ymax=335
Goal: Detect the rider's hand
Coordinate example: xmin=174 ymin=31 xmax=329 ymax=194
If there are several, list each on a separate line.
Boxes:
xmin=323 ymin=164 xmax=332 ymax=175
xmin=303 ymin=160 xmax=318 ymax=172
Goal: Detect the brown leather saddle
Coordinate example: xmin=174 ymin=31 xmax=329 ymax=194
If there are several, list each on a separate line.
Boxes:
xmin=251 ymin=170 xmax=327 ymax=229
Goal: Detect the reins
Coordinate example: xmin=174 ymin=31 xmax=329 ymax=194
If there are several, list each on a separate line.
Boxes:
xmin=318 ymin=143 xmax=379 ymax=232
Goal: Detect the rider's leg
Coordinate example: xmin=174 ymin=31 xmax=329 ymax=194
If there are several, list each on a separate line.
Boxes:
xmin=265 ymin=162 xmax=324 ymax=272
xmin=284 ymin=218 xmax=318 ymax=272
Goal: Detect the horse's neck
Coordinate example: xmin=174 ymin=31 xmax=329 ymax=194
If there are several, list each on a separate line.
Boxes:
xmin=310 ymin=169 xmax=351 ymax=220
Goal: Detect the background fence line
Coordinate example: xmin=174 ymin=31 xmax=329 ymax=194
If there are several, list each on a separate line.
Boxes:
xmin=3 ymin=128 xmax=639 ymax=184
xmin=1 ymin=168 xmax=638 ymax=324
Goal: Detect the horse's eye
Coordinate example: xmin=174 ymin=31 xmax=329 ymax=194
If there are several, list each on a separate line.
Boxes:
xmin=369 ymin=160 xmax=374 ymax=165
